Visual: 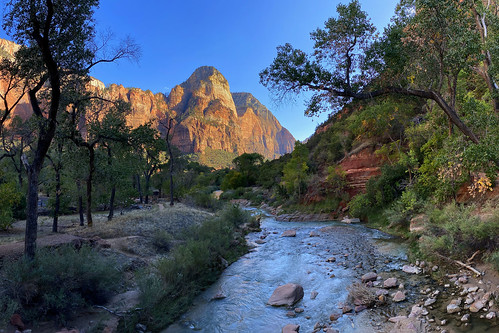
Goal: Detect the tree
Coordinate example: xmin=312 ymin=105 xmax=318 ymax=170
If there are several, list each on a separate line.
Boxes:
xmin=2 ymin=0 xmax=138 ymax=257
xmin=282 ymin=141 xmax=309 ymax=199
xmin=232 ymin=153 xmax=264 ymax=186
xmin=130 ymin=123 xmax=166 ymax=205
xmin=260 ymin=0 xmax=481 ymax=144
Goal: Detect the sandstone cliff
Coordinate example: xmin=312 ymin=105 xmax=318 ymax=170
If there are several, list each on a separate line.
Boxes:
xmin=0 ymin=38 xmax=295 ymax=163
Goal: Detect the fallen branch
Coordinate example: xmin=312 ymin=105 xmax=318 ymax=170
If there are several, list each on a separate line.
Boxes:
xmin=434 ymin=253 xmax=483 ymax=276
xmin=467 ymin=250 xmax=480 ymax=264
xmin=93 ymin=305 xmax=124 ymax=317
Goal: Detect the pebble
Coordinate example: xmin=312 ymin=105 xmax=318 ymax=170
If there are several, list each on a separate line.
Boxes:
xmin=424 ymin=298 xmax=437 ymax=306
xmin=383 ymin=277 xmax=398 ymax=288
xmin=486 ymin=312 xmax=496 ymax=320
xmin=361 ymin=272 xmax=378 ymax=282
xmin=461 ymin=314 xmax=470 ymax=322
xmin=470 ymin=300 xmax=485 ymax=313
xmin=446 ymin=304 xmax=461 ymax=314
xmin=329 ymin=313 xmax=341 ymax=321
xmin=311 ymin=291 xmax=319 ymax=300
xmin=294 ymin=307 xmax=304 ymax=313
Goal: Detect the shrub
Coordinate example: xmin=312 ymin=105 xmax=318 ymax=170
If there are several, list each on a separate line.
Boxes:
xmin=152 ymin=231 xmax=174 ymax=253
xmin=0 ymin=245 xmax=121 ymax=324
xmin=348 ymin=193 xmax=371 ymax=219
xmin=419 ymin=203 xmax=499 ymax=261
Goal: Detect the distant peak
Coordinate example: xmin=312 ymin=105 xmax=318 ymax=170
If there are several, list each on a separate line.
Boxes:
xmin=190 ymin=66 xmax=223 ymax=80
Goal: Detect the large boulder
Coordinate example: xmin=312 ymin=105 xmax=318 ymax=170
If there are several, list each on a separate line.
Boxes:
xmin=268 ymin=283 xmax=304 ymax=306
xmin=282 ymin=229 xmax=297 ymax=237
xmin=282 ymin=324 xmax=300 ymax=333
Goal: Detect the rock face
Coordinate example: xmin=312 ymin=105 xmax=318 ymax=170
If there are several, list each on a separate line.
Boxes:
xmin=166 ymin=67 xmax=295 ymax=160
xmin=0 ymin=39 xmax=295 ymax=165
xmin=268 ymin=283 xmax=304 ymax=306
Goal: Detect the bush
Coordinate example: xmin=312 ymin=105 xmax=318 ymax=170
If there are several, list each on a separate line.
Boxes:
xmin=129 ymin=206 xmax=254 ymax=332
xmin=348 ymin=193 xmax=371 ymax=219
xmin=419 ymin=203 xmax=499 ymax=261
xmin=0 ymin=245 xmax=121 ymax=324
xmin=152 ymin=231 xmax=174 ymax=253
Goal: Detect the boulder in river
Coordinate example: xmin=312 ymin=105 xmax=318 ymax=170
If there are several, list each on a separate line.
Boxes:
xmin=268 ymin=283 xmax=304 ymax=306
xmin=282 ymin=324 xmax=300 ymax=333
xmin=282 ymin=229 xmax=297 ymax=237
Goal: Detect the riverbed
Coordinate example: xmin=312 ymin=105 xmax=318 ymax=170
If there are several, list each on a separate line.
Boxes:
xmin=164 ymin=210 xmax=494 ymax=332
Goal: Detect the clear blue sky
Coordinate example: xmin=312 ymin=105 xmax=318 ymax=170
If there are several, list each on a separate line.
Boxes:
xmin=0 ymin=0 xmax=399 ymax=141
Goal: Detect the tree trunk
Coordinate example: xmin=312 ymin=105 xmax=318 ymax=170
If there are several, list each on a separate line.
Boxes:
xmin=108 ymin=185 xmax=116 ymax=221
xmin=136 ymin=174 xmax=143 ymax=203
xmin=86 ymin=147 xmax=95 ymax=226
xmin=169 ymin=155 xmax=174 ymax=206
xmin=25 ymin=168 xmax=40 ymax=259
xmin=144 ymin=172 xmax=151 ymax=204
xmin=52 ymin=168 xmax=61 ymax=233
xmin=77 ymin=180 xmax=84 ymax=226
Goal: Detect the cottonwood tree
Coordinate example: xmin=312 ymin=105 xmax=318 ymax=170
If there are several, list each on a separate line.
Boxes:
xmin=260 ymin=0 xmax=482 ymax=144
xmin=2 ymin=0 xmax=138 ymax=258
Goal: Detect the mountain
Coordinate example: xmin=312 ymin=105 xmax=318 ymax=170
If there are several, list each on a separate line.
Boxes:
xmin=0 ymin=38 xmax=295 ymax=165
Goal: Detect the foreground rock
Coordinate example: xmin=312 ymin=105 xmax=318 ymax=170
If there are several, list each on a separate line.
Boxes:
xmin=269 ymin=283 xmax=304 ymax=306
xmin=282 ymin=230 xmax=297 ymax=237
xmin=389 ymin=317 xmax=426 ymax=333
xmin=282 ymin=324 xmax=300 ymax=333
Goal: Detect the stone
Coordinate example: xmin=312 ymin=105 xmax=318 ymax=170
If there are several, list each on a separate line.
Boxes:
xmin=329 ymin=313 xmax=341 ymax=321
xmin=268 ymin=283 xmax=304 ymax=306
xmin=402 ymin=265 xmax=421 ymax=274
xmin=282 ymin=230 xmax=297 ymax=237
xmin=409 ymin=305 xmax=425 ymax=318
xmin=325 ymin=329 xmax=339 ymax=333
xmin=309 ymin=231 xmax=320 ymax=237
xmin=392 ymin=291 xmax=406 ymax=302
xmin=458 ymin=276 xmax=469 ymax=284
xmin=326 ymin=257 xmax=336 ymax=263
xmin=311 ymin=291 xmax=319 ymax=299
xmin=432 ymin=265 xmax=439 ymax=272
xmin=342 ymin=305 xmax=353 ymax=313
xmin=361 ymin=272 xmax=378 ymax=282
xmin=470 ymin=300 xmax=485 ymax=313
xmin=282 ymin=324 xmax=300 ymax=333
xmin=461 ymin=314 xmax=470 ymax=322
xmin=486 ymin=311 xmax=496 ymax=319
xmin=389 ymin=317 xmax=425 ymax=333
xmin=446 ymin=304 xmax=461 ymax=314
xmin=424 ymin=298 xmax=437 ymax=307
xmin=255 ymin=239 xmax=266 ymax=244
xmin=286 ymin=311 xmax=296 ymax=318
xmin=468 ymin=286 xmax=479 ymax=293
xmin=383 ymin=277 xmax=398 ymax=288
xmin=294 ymin=308 xmax=304 ymax=313
xmin=341 ymin=217 xmax=361 ymax=224
xmin=211 ymin=293 xmax=226 ymax=300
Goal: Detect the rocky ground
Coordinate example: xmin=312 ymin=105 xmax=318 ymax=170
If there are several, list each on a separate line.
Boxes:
xmin=0 ymin=202 xmax=213 ymax=333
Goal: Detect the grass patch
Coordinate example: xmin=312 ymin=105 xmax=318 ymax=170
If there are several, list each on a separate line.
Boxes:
xmin=120 ymin=205 xmax=254 ymax=332
xmin=0 ymin=245 xmax=121 ymax=326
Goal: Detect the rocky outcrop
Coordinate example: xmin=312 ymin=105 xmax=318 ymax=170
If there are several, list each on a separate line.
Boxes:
xmin=0 ymin=38 xmax=295 ymax=164
xmin=339 ymin=144 xmax=383 ymax=197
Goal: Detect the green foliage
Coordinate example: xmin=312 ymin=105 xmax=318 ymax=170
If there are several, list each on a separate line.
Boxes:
xmin=221 ymin=170 xmax=246 ymax=190
xmin=187 ymin=188 xmax=222 ymax=211
xmin=348 ymin=193 xmax=371 ymax=219
xmin=487 ymin=251 xmax=499 ymax=272
xmin=419 ymin=203 xmax=499 ymax=261
xmin=196 ymin=148 xmax=238 ymax=169
xmin=282 ymin=141 xmax=309 ymax=199
xmin=326 ymin=165 xmax=347 ymax=197
xmin=0 ymin=182 xmax=22 ymax=230
xmin=130 ymin=206 xmax=253 ymax=331
xmin=0 ymin=245 xmax=121 ymax=324
xmin=152 ymin=231 xmax=174 ymax=253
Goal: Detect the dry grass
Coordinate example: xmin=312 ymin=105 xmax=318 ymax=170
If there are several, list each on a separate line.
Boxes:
xmin=347 ymin=282 xmax=377 ymax=306
xmin=65 ymin=203 xmax=213 ymax=239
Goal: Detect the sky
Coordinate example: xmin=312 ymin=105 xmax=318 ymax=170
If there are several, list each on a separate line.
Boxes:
xmin=0 ymin=0 xmax=399 ymax=141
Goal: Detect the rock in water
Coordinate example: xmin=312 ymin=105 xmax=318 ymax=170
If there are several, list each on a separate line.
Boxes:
xmin=268 ymin=283 xmax=304 ymax=306
xmin=282 ymin=324 xmax=300 ymax=333
xmin=384 ymin=277 xmax=398 ymax=288
xmin=282 ymin=229 xmax=297 ymax=237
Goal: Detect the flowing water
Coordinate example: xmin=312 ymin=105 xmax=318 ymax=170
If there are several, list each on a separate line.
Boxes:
xmin=164 ymin=210 xmax=493 ymax=333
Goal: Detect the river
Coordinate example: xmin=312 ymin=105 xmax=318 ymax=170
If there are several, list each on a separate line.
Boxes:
xmin=164 ymin=209 xmax=493 ymax=332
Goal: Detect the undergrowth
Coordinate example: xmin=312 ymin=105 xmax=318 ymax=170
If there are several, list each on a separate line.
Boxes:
xmin=119 ymin=205 xmax=255 ymax=332
xmin=0 ymin=245 xmax=121 ymax=326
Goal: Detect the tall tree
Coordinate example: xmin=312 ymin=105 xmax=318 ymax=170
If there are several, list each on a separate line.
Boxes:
xmin=260 ymin=0 xmax=481 ymax=144
xmin=2 ymin=0 xmax=138 ymax=257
